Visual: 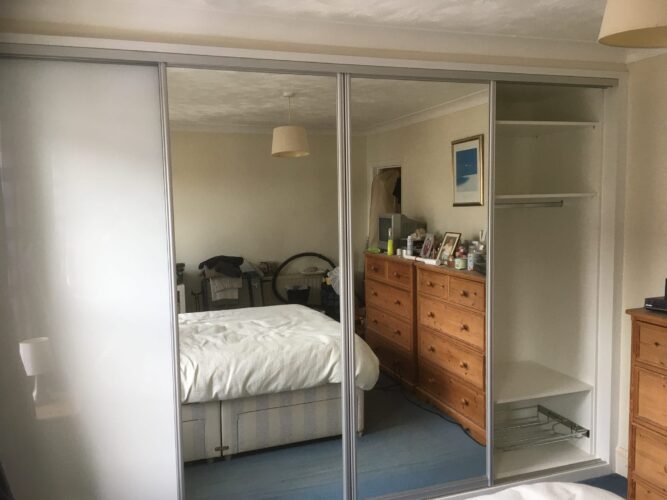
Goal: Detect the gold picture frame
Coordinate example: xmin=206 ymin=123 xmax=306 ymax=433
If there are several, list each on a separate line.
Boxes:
xmin=452 ymin=134 xmax=484 ymax=207
xmin=436 ymin=232 xmax=462 ymax=262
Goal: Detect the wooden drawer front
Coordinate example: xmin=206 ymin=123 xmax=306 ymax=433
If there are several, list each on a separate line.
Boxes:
xmin=637 ymin=368 xmax=667 ymax=430
xmin=386 ymin=260 xmax=412 ymax=289
xmin=418 ymin=269 xmax=449 ymax=298
xmin=365 ymin=256 xmax=387 ymax=281
xmin=639 ymin=321 xmax=667 ymax=370
xmin=366 ymin=331 xmax=416 ymax=383
xmin=418 ymin=296 xmax=485 ymax=351
xmin=418 ymin=328 xmax=484 ymax=389
xmin=366 ymin=280 xmax=411 ymax=320
xmin=366 ymin=306 xmax=412 ymax=353
xmin=635 ymin=426 xmax=667 ymax=491
xmin=449 ymin=277 xmax=485 ymax=311
xmin=634 ymin=478 xmax=667 ymax=500
xmin=419 ymin=362 xmax=485 ymax=428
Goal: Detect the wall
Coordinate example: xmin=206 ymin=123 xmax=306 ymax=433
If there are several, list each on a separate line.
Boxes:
xmin=615 ymin=53 xmax=667 ymax=475
xmin=364 ymin=103 xmax=489 ymax=244
xmin=171 ymin=131 xmax=367 ymax=309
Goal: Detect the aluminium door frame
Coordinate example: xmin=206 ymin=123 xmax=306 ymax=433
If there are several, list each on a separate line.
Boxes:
xmin=0 ymin=41 xmax=619 ymax=499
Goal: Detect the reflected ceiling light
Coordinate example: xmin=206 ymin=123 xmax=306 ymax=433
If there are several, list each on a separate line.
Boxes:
xmin=272 ymin=92 xmax=309 ymax=158
xmin=598 ymin=0 xmax=667 ymax=47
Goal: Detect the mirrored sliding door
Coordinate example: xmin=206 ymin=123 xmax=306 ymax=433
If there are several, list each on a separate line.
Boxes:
xmin=349 ymin=76 xmax=491 ymax=498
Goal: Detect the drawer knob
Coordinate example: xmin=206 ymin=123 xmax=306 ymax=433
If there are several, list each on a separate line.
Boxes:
xmin=460 ymin=290 xmax=469 ymax=297
xmin=371 ymin=265 xmax=378 ymax=272
xmin=393 ymin=329 xmax=401 ymax=336
xmin=428 ymin=345 xmax=436 ymax=353
xmin=655 ymin=341 xmax=661 ymax=347
xmin=461 ymin=398 xmax=469 ymax=406
xmin=459 ymin=323 xmax=469 ymax=332
xmin=372 ymin=291 xmax=378 ymax=296
xmin=372 ymin=319 xmax=378 ymax=324
xmin=459 ymin=361 xmax=468 ymax=369
xmin=394 ymin=299 xmax=401 ymax=305
xmin=427 ymin=377 xmax=435 ymax=384
xmin=664 ymin=464 xmax=667 ymax=474
xmin=393 ymin=272 xmax=400 ymax=278
xmin=427 ymin=311 xmax=435 ymax=318
xmin=426 ymin=280 xmax=434 ymax=287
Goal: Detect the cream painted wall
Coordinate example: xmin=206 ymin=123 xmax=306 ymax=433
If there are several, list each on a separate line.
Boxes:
xmin=364 ymin=104 xmax=489 ymax=244
xmin=171 ymin=131 xmax=367 ymax=308
xmin=615 ymin=53 xmax=667 ymax=476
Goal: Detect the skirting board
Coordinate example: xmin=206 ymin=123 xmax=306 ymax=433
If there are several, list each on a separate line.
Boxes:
xmin=615 ymin=447 xmax=628 ymax=478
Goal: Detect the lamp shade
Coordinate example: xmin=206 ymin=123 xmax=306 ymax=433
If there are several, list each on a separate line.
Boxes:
xmin=271 ymin=125 xmax=310 ymax=158
xmin=598 ymin=0 xmax=667 ymax=47
xmin=19 ymin=337 xmax=54 ymax=376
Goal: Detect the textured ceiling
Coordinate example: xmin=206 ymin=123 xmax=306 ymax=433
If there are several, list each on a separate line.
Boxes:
xmin=167 ymin=68 xmax=487 ymax=132
xmin=198 ymin=0 xmax=606 ymax=41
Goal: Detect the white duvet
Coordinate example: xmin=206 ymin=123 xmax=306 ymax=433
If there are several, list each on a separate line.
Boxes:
xmin=469 ymin=482 xmax=621 ymax=499
xmin=179 ymin=304 xmax=380 ymax=404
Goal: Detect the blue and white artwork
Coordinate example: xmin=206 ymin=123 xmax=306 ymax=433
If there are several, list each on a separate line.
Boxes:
xmin=452 ymin=135 xmax=483 ymax=206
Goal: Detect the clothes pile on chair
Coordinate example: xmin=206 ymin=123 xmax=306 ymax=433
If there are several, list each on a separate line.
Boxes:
xmin=199 ymin=255 xmax=244 ymax=301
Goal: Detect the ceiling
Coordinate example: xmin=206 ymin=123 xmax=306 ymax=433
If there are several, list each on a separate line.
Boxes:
xmin=167 ymin=68 xmax=488 ymax=132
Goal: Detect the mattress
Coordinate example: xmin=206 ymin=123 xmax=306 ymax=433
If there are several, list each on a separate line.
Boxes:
xmin=469 ymin=482 xmax=621 ymax=499
xmin=179 ymin=304 xmax=380 ymax=404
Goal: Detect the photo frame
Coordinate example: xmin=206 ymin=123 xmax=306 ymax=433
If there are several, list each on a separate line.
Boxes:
xmin=420 ymin=233 xmax=435 ymax=258
xmin=452 ymin=134 xmax=484 ymax=206
xmin=436 ymin=232 xmax=462 ymax=262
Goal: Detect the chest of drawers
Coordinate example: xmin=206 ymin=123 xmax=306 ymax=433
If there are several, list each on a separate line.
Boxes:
xmin=628 ymin=308 xmax=667 ymax=499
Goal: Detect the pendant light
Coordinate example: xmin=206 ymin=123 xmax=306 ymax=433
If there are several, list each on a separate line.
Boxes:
xmin=598 ymin=0 xmax=667 ymax=47
xmin=272 ymin=92 xmax=310 ymax=158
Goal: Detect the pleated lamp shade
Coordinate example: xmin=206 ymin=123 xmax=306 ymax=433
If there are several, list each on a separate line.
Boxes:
xmin=598 ymin=0 xmax=667 ymax=47
xmin=271 ymin=125 xmax=309 ymax=158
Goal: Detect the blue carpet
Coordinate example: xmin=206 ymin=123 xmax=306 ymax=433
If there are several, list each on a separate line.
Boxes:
xmin=185 ymin=380 xmax=485 ymax=499
xmin=580 ymin=474 xmax=627 ymax=498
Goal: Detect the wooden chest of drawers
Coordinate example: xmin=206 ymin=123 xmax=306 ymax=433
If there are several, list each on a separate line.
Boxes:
xmin=415 ymin=263 xmax=487 ymax=445
xmin=365 ymin=253 xmax=417 ymax=385
xmin=628 ymin=308 xmax=667 ymax=500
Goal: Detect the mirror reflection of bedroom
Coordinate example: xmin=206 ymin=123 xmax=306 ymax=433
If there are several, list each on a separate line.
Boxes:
xmin=168 ymin=68 xmax=489 ymax=499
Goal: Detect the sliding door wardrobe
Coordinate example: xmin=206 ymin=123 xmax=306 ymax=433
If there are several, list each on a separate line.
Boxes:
xmin=491 ymin=82 xmax=614 ymax=481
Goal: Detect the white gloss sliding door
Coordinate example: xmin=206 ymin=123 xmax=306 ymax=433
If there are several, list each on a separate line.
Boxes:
xmin=0 ymin=59 xmax=181 ymax=500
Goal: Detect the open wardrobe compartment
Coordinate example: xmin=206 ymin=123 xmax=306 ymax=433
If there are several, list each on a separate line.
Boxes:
xmin=491 ymin=82 xmax=615 ymax=481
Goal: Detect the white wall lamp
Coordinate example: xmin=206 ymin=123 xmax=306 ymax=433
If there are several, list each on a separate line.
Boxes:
xmin=599 ymin=0 xmax=667 ymax=47
xmin=272 ymin=92 xmax=310 ymax=158
xmin=19 ymin=337 xmax=54 ymax=405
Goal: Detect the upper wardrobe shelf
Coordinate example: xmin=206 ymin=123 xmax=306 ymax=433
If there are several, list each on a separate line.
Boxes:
xmin=494 ymin=361 xmax=593 ymax=405
xmin=496 ymin=120 xmax=599 ymax=137
xmin=495 ymin=193 xmax=597 ymax=208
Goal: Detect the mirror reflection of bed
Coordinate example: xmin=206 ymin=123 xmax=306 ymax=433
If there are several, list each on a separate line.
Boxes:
xmin=168 ymin=67 xmax=489 ymax=499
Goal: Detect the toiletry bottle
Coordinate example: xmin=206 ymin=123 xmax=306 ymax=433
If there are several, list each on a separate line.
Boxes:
xmin=387 ymin=228 xmax=394 ymax=256
xmin=406 ymin=235 xmax=413 ymax=256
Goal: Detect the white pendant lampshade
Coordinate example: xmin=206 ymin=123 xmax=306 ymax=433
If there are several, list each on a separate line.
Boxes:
xmin=272 ymin=125 xmax=310 ymax=158
xmin=598 ymin=0 xmax=667 ymax=47
xmin=272 ymin=91 xmax=310 ymax=158
xmin=19 ymin=337 xmax=54 ymax=376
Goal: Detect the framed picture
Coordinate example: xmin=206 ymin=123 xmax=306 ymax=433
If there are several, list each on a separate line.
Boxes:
xmin=420 ymin=233 xmax=435 ymax=258
xmin=436 ymin=232 xmax=461 ymax=262
xmin=452 ymin=134 xmax=484 ymax=206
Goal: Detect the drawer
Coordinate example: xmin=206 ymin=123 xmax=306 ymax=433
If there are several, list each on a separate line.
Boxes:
xmin=366 ymin=279 xmax=412 ymax=321
xmin=418 ymin=269 xmax=449 ymax=298
xmin=366 ymin=331 xmax=416 ymax=383
xmin=637 ymin=367 xmax=667 ymax=430
xmin=638 ymin=321 xmax=667 ymax=370
xmin=419 ymin=361 xmax=485 ymax=428
xmin=365 ymin=255 xmax=387 ymax=281
xmin=366 ymin=306 xmax=413 ymax=353
xmin=418 ymin=327 xmax=484 ymax=389
xmin=635 ymin=426 xmax=667 ymax=491
xmin=418 ymin=296 xmax=485 ymax=351
xmin=634 ymin=478 xmax=667 ymax=500
xmin=387 ymin=260 xmax=412 ymax=289
xmin=449 ymin=277 xmax=485 ymax=311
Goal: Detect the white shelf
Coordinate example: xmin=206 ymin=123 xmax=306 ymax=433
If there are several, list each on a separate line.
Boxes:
xmin=495 ymin=193 xmax=597 ymax=205
xmin=494 ymin=361 xmax=592 ymax=405
xmin=494 ymin=441 xmax=595 ymax=480
xmin=496 ymin=120 xmax=598 ymax=137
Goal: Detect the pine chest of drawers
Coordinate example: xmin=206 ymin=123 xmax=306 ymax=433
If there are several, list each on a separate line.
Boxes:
xmin=628 ymin=308 xmax=667 ymax=500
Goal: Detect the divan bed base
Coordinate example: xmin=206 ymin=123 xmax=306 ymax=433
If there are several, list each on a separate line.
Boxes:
xmin=181 ymin=384 xmax=365 ymax=462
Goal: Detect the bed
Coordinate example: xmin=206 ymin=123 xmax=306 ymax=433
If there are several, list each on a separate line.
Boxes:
xmin=469 ymin=482 xmax=621 ymax=499
xmin=178 ymin=304 xmax=380 ymax=462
